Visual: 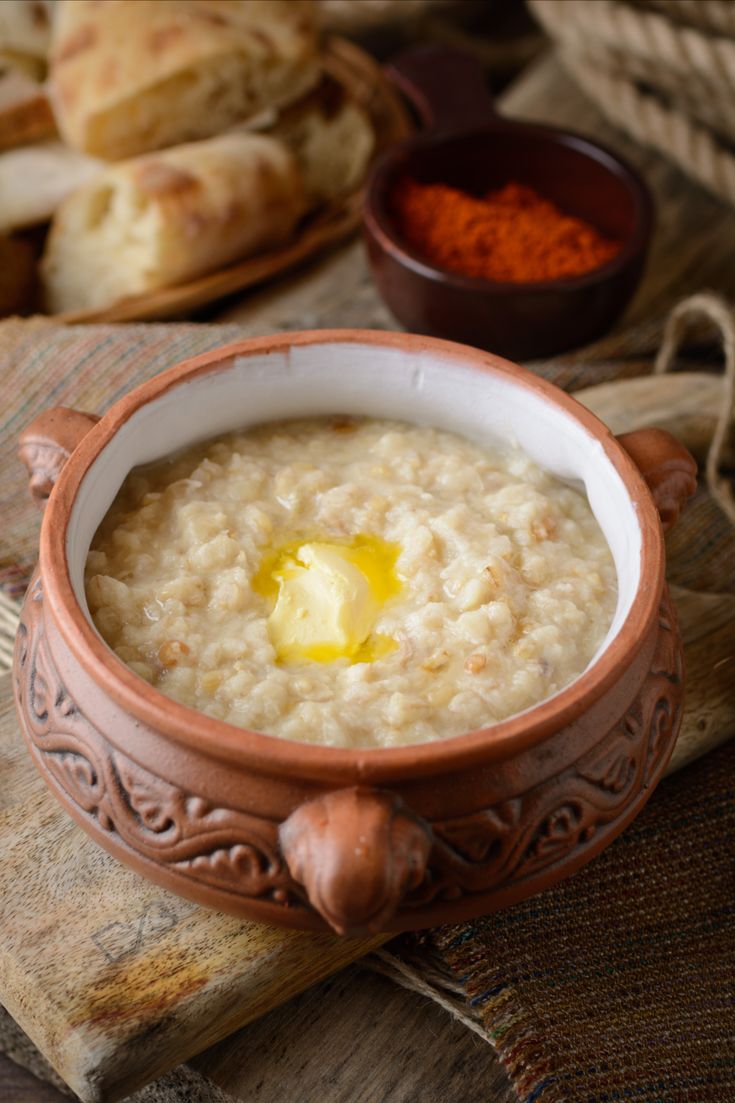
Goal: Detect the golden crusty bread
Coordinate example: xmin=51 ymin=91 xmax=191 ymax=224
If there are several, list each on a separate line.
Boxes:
xmin=267 ymin=75 xmax=375 ymax=202
xmin=42 ymin=132 xmax=306 ymax=314
xmin=49 ymin=0 xmax=320 ymax=160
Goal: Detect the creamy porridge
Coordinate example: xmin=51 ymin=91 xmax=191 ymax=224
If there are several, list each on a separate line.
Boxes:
xmin=85 ymin=417 xmax=617 ymax=747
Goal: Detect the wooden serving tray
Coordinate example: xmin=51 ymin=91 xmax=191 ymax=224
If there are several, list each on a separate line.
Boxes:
xmin=0 ymin=374 xmax=732 ymax=1102
xmin=54 ymin=37 xmax=410 ymax=325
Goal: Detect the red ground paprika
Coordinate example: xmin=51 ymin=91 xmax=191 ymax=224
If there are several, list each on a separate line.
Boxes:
xmin=391 ymin=179 xmax=621 ymax=283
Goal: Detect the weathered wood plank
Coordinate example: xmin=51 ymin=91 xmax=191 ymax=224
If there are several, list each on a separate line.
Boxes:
xmin=0 ymin=676 xmax=383 ymax=1103
xmin=0 ymin=1054 xmax=68 ymax=1103
xmin=192 ymin=967 xmax=516 ymax=1103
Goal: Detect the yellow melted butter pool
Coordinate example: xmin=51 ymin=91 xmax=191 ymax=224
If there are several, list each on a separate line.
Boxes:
xmin=252 ymin=534 xmax=402 ymax=665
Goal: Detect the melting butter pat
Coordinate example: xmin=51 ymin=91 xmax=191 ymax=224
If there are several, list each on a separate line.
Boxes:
xmin=255 ymin=536 xmax=401 ymax=664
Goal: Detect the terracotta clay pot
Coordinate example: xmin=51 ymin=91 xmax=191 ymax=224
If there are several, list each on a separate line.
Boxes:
xmin=14 ymin=331 xmax=696 ymax=936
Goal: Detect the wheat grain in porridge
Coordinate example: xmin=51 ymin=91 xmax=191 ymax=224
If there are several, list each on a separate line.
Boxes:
xmin=85 ymin=417 xmax=617 ymax=747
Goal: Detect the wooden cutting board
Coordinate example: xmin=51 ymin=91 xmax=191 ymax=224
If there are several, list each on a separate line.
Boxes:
xmin=0 ymin=372 xmax=732 ymax=1103
xmin=0 ymin=669 xmax=384 ymax=1103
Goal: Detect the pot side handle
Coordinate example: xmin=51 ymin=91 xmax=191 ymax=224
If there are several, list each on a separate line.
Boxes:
xmin=617 ymin=427 xmax=697 ymax=533
xmin=18 ymin=407 xmax=101 ymax=509
xmin=279 ymin=787 xmax=433 ymax=936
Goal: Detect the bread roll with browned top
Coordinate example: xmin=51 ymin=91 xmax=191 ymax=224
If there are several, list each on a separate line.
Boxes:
xmin=50 ymin=0 xmax=320 ymax=160
xmin=41 ymin=132 xmax=306 ymax=314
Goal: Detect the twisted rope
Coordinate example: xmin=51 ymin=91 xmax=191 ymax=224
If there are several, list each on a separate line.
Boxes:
xmin=364 ymin=948 xmax=491 ymax=1043
xmin=529 ymin=0 xmax=735 ymax=204
xmin=641 ymin=1 xmax=735 ymax=37
xmin=533 ymin=0 xmax=735 ymax=92
xmin=561 ymin=50 xmax=735 ymax=204
xmin=653 ymin=292 xmax=735 ymax=524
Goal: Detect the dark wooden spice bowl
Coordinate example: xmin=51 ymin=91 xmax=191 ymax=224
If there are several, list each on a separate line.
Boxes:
xmin=363 ymin=47 xmax=654 ymax=360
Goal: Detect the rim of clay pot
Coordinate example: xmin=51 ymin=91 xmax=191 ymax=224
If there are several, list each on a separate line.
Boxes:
xmin=40 ymin=330 xmax=664 ymax=783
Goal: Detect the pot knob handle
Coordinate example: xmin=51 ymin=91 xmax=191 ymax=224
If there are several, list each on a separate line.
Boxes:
xmin=617 ymin=428 xmax=697 ymax=533
xmin=18 ymin=407 xmax=100 ymax=508
xmin=279 ymin=787 xmax=433 ymax=936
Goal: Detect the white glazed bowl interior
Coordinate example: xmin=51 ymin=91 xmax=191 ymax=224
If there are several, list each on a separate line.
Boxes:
xmin=66 ymin=339 xmax=641 ymax=683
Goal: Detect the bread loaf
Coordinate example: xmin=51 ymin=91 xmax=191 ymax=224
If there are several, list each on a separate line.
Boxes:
xmin=267 ymin=76 xmax=375 ymax=202
xmin=42 ymin=132 xmax=306 ymax=313
xmin=50 ymin=0 xmax=320 ymax=160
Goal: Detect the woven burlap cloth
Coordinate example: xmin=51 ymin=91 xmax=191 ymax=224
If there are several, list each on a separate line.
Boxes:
xmin=0 ymin=312 xmax=733 ymax=1102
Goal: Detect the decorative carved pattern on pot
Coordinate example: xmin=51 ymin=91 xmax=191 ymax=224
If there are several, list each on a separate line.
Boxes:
xmin=413 ymin=600 xmax=683 ymax=908
xmin=14 ymin=577 xmax=683 ymax=930
xmin=15 ymin=576 xmax=299 ymax=909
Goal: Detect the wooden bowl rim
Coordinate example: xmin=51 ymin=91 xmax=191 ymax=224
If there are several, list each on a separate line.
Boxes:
xmin=363 ymin=121 xmax=654 ymax=295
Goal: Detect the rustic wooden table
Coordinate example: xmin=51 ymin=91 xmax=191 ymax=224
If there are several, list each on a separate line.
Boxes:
xmin=3 ymin=47 xmax=735 ymax=1103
